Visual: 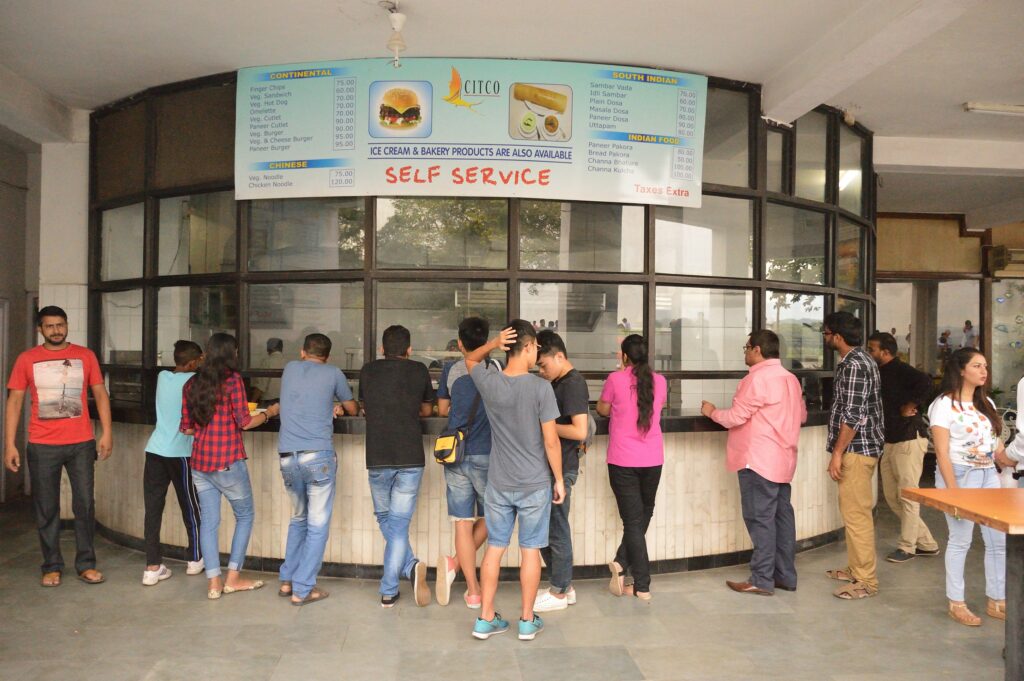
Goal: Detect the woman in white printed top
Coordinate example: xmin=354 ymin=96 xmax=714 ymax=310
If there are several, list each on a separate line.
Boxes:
xmin=928 ymin=347 xmax=1017 ymax=626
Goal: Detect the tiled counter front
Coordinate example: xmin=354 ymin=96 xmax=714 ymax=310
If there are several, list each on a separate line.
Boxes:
xmin=63 ymin=423 xmax=838 ymax=569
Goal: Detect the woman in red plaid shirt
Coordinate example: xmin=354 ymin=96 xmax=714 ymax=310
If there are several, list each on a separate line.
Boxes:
xmin=181 ymin=333 xmax=279 ymax=599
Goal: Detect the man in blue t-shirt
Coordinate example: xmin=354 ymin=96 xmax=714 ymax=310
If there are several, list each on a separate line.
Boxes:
xmin=435 ymin=317 xmax=500 ymax=608
xmin=276 ymin=333 xmax=357 ymax=605
xmin=142 ymin=340 xmax=204 ymax=586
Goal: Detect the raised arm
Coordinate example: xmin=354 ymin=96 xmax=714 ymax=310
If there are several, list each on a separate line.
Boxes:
xmin=465 ymin=327 xmax=516 ymax=372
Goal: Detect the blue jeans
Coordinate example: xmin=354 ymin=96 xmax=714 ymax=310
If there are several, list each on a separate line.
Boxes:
xmin=540 ymin=471 xmax=576 ymax=591
xmin=192 ymin=460 xmax=255 ymax=579
xmin=368 ymin=467 xmax=424 ymax=596
xmin=936 ymin=464 xmax=1006 ymax=601
xmin=279 ymin=450 xmax=338 ymax=599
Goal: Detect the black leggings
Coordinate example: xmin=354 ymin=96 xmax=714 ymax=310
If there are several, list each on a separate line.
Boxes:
xmin=608 ymin=464 xmax=662 ymax=592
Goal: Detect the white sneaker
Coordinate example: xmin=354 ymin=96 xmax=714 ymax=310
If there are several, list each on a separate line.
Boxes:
xmin=533 ymin=590 xmax=569 ymax=612
xmin=436 ymin=554 xmax=457 ymax=606
xmin=142 ymin=565 xmax=172 ymax=586
xmin=567 ymin=587 xmax=577 ymax=605
xmin=186 ymin=559 xmax=205 ymax=575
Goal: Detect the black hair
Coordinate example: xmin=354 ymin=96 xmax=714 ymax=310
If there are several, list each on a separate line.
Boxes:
xmin=621 ymin=334 xmax=655 ymax=435
xmin=536 ymin=329 xmax=568 ymax=358
xmin=184 ymin=333 xmax=239 ymax=427
xmin=382 ymin=325 xmax=411 ymax=358
xmin=37 ymin=305 xmax=67 ymax=325
xmin=266 ymin=337 xmax=283 ymax=353
xmin=748 ymin=330 xmax=780 ymax=359
xmin=504 ymin=319 xmax=537 ymax=357
xmin=303 ymin=333 xmax=332 ymax=359
xmin=458 ymin=317 xmax=490 ymax=352
xmin=938 ymin=348 xmax=1001 ymax=436
xmin=173 ymin=340 xmax=203 ymax=367
xmin=823 ymin=311 xmax=863 ymax=347
xmin=867 ymin=331 xmax=898 ymax=357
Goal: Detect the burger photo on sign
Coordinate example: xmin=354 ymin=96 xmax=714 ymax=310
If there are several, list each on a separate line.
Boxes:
xmin=380 ymin=88 xmax=420 ymax=127
xmin=368 ymin=80 xmax=432 ymax=138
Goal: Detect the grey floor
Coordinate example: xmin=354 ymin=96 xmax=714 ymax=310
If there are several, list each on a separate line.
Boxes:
xmin=0 ymin=497 xmax=1008 ymax=681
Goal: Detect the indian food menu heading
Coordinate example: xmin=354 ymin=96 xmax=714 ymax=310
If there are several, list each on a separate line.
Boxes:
xmin=235 ymin=58 xmax=708 ymax=206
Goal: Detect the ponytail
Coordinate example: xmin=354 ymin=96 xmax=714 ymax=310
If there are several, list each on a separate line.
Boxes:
xmin=621 ymin=334 xmax=654 ymax=434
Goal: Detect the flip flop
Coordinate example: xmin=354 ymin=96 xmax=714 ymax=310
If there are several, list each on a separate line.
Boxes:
xmin=608 ymin=561 xmax=624 ymax=597
xmin=77 ymin=569 xmax=105 ymax=584
xmin=41 ymin=571 xmax=61 ymax=587
xmin=291 ymin=588 xmax=329 ymax=606
xmin=825 ymin=568 xmax=854 ymax=582
xmin=223 ymin=580 xmax=264 ymax=594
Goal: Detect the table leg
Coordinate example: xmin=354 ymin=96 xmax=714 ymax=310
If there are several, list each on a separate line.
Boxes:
xmin=1008 ymin=534 xmax=1022 ymax=681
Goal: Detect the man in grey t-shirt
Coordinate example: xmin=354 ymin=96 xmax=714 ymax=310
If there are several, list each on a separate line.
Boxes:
xmin=465 ymin=319 xmax=564 ymax=642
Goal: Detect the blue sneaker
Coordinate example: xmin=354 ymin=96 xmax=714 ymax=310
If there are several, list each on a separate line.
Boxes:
xmin=518 ymin=614 xmax=544 ymax=640
xmin=472 ymin=613 xmax=510 ymax=640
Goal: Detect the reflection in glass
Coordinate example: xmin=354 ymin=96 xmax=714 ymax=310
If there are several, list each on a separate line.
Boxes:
xmin=249 ymin=198 xmax=364 ymax=271
xmin=520 ymin=201 xmax=643 ymax=272
xmin=795 ymin=111 xmax=827 ymax=202
xmin=376 ymin=198 xmax=507 ymax=269
xmin=764 ymin=204 xmax=826 ymax=285
xmin=100 ymin=203 xmax=144 ymax=280
xmin=838 ymin=126 xmax=863 ymax=214
xmin=248 ymin=283 xmax=364 ymax=373
xmin=156 ymin=286 xmax=237 ymax=367
xmin=837 ymin=296 xmax=865 ymax=321
xmin=654 ymin=197 xmax=753 ymax=278
xmin=667 ymin=378 xmax=742 ymax=411
xmin=767 ymin=129 xmax=784 ymax=193
xmin=101 ymin=289 xmax=143 ymax=364
xmin=766 ymin=290 xmax=825 ymax=369
xmin=520 ymin=281 xmax=643 ymax=373
xmin=106 ymin=368 xmax=143 ymax=403
xmin=836 ymin=219 xmax=863 ymax=291
xmin=159 ymin=192 xmax=236 ymax=275
xmin=989 ymin=280 xmax=1024 ymax=401
xmin=656 ymin=287 xmax=751 ymax=371
xmin=376 ymin=281 xmax=507 ymax=370
xmin=703 ymin=88 xmax=749 ymax=187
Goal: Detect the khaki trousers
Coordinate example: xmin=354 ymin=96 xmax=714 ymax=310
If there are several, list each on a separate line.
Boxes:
xmin=880 ymin=437 xmax=938 ymax=554
xmin=837 ymin=452 xmax=879 ymax=589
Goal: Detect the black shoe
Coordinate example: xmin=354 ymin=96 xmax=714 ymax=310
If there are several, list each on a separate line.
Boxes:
xmin=774 ymin=582 xmax=797 ymax=592
xmin=381 ymin=592 xmax=400 ymax=608
xmin=886 ymin=549 xmax=916 ymax=563
xmin=915 ymin=547 xmax=940 ymax=556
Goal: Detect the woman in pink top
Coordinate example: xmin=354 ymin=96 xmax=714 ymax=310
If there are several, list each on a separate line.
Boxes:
xmin=596 ymin=334 xmax=667 ymax=600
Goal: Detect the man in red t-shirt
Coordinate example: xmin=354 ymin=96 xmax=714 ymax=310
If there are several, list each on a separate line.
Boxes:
xmin=4 ymin=306 xmax=113 ymax=587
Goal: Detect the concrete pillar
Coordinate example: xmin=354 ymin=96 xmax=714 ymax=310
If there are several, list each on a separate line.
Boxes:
xmin=911 ymin=281 xmax=938 ymax=374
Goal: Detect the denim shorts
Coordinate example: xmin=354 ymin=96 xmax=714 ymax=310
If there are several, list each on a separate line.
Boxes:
xmin=484 ymin=483 xmax=552 ymax=549
xmin=443 ymin=454 xmax=489 ymax=520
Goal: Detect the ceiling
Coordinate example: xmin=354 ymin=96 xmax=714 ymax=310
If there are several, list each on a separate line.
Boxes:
xmin=0 ymin=0 xmax=1021 ymax=217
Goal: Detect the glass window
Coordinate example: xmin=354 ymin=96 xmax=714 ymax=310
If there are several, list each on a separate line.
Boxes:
xmin=990 ymin=281 xmax=1024 ymax=403
xmin=248 ymin=198 xmax=364 ymax=271
xmin=520 ymin=282 xmax=643 ymax=373
xmin=667 ymin=378 xmax=742 ymax=411
xmin=248 ymin=282 xmax=364 ymax=373
xmin=766 ymin=290 xmax=825 ymax=370
xmin=155 ymin=285 xmax=237 ymax=367
xmin=158 ymin=191 xmax=236 ymax=275
xmin=766 ymin=129 xmax=784 ymax=193
xmin=836 ymin=218 xmax=864 ymax=291
xmin=764 ymin=204 xmax=826 ymax=285
xmin=100 ymin=203 xmax=144 ymax=280
xmin=375 ymin=281 xmax=507 ymax=370
xmin=376 ymin=198 xmax=507 ymax=269
xmin=795 ymin=111 xmax=827 ymax=202
xmin=703 ymin=88 xmax=749 ymax=187
xmin=838 ymin=126 xmax=864 ymax=215
xmin=520 ymin=201 xmax=644 ymax=272
xmin=655 ymin=287 xmax=752 ymax=371
xmin=654 ymin=197 xmax=753 ymax=278
xmin=101 ymin=289 xmax=143 ymax=364
xmin=837 ymin=296 xmax=865 ymax=322
xmin=106 ymin=368 xmax=143 ymax=403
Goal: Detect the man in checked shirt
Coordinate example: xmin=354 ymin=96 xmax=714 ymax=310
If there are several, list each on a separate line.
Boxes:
xmin=822 ymin=311 xmax=885 ymax=600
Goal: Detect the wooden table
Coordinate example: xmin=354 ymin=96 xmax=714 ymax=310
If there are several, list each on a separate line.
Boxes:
xmin=903 ymin=487 xmax=1024 ymax=681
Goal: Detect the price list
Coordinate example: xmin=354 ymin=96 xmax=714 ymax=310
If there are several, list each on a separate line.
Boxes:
xmin=333 ymin=77 xmax=357 ymax=151
xmin=672 ymin=89 xmax=698 ymax=181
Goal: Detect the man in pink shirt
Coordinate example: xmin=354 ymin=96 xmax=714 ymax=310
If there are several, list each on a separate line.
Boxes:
xmin=701 ymin=330 xmax=806 ymax=596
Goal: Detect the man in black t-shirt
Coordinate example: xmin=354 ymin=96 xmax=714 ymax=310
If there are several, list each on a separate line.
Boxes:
xmin=533 ymin=330 xmax=590 ymax=612
xmin=358 ymin=325 xmax=436 ymax=608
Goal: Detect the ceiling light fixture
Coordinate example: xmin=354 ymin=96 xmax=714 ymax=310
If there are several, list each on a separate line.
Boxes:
xmin=380 ymin=1 xmax=407 ymax=68
xmin=963 ymin=101 xmax=1024 ymax=117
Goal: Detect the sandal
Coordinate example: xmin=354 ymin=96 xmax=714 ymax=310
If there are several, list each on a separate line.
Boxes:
xmin=986 ymin=598 xmax=1006 ymax=621
xmin=223 ymin=580 xmax=264 ymax=594
xmin=40 ymin=571 xmax=61 ymax=587
xmin=825 ymin=568 xmax=854 ymax=582
xmin=291 ymin=588 xmax=329 ymax=606
xmin=608 ymin=561 xmax=624 ymax=597
xmin=77 ymin=569 xmax=105 ymax=585
xmin=949 ymin=601 xmax=981 ymax=626
xmin=278 ymin=581 xmax=292 ymax=597
xmin=833 ymin=581 xmax=877 ymax=600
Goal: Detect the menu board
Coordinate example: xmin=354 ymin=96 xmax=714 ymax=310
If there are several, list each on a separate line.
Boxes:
xmin=236 ymin=58 xmax=707 ymax=206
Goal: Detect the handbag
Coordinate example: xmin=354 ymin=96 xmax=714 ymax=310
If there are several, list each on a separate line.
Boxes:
xmin=433 ymin=393 xmax=482 ymax=465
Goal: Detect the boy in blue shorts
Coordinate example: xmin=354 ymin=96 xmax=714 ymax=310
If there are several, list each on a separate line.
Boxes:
xmin=466 ymin=319 xmax=564 ymax=641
